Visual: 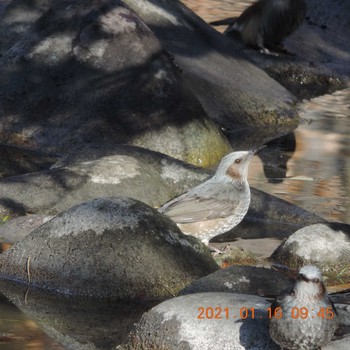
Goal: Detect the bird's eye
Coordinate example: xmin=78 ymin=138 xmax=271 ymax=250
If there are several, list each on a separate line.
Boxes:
xmin=235 ymin=158 xmax=242 ymax=164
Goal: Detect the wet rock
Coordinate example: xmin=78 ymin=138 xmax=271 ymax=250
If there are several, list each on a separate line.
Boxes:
xmin=179 ymin=266 xmax=291 ymax=297
xmin=0 ymin=214 xmax=53 ymax=245
xmin=123 ymin=0 xmax=299 ymax=129
xmin=0 ymin=0 xmax=230 ymax=167
xmin=0 ymin=197 xmax=219 ymax=298
xmin=270 ymin=223 xmax=350 ymax=283
xmin=125 ymin=292 xmax=279 ymax=350
xmin=0 ymin=145 xmax=210 ymax=216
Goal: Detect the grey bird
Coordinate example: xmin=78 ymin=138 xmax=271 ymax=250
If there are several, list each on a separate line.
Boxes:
xmin=269 ymin=265 xmax=338 ymax=350
xmin=210 ymin=0 xmax=307 ymax=54
xmin=158 ymin=147 xmax=264 ymax=246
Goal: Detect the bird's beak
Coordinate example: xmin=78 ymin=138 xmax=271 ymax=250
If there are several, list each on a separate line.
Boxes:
xmin=250 ymin=145 xmax=266 ymax=155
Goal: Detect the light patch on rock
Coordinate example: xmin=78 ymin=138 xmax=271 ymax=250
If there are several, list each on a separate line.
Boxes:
xmin=160 ymin=160 xmax=209 ymax=184
xmin=284 ymin=224 xmax=350 ymax=262
xmin=67 ymin=155 xmax=141 ymax=184
xmin=100 ymin=8 xmax=137 ymax=35
xmin=26 ymin=34 xmax=73 ymax=64
xmin=224 ymin=281 xmax=233 ymax=289
xmin=47 ymin=198 xmax=140 ymax=238
xmin=129 ymin=1 xmax=181 ymax=26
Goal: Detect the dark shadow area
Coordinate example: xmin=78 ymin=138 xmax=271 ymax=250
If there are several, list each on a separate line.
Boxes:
xmin=0 ymin=144 xmax=59 ymax=177
xmin=0 ymin=197 xmax=27 ymax=216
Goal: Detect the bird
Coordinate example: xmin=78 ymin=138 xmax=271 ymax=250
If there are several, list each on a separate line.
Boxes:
xmin=158 ymin=147 xmax=265 ymax=248
xmin=269 ymin=265 xmax=338 ymax=350
xmin=210 ymin=0 xmax=307 ymax=55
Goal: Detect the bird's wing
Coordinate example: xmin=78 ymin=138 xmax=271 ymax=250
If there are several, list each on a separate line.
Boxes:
xmin=158 ymin=185 xmax=240 ymax=223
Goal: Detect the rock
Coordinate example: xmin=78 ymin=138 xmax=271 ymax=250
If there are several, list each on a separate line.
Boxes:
xmin=270 ymin=223 xmax=350 ymax=283
xmin=179 ymin=266 xmax=291 ymax=297
xmin=0 ymin=214 xmax=53 ymax=245
xmin=126 ymin=292 xmax=279 ymax=350
xmin=0 ymin=145 xmax=210 ymax=216
xmin=0 ymin=197 xmax=218 ymax=298
xmin=0 ymin=0 xmax=230 ymax=167
xmin=123 ymin=0 xmax=300 ymax=130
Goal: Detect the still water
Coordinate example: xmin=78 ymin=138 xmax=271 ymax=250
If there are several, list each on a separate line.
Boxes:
xmin=0 ymin=0 xmax=349 ymax=349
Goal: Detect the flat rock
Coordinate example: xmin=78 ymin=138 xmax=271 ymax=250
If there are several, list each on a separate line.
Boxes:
xmin=0 ymin=197 xmax=218 ymax=298
xmin=179 ymin=266 xmax=291 ymax=297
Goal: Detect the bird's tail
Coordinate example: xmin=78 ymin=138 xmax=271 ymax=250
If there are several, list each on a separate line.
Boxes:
xmin=210 ymin=17 xmax=237 ymax=26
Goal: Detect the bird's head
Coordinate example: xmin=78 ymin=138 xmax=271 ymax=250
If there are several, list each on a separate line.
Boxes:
xmin=294 ymin=265 xmax=326 ymax=300
xmin=214 ymin=146 xmax=265 ymax=184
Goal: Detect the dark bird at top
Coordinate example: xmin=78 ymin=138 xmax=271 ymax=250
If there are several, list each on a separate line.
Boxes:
xmin=210 ymin=0 xmax=307 ymax=54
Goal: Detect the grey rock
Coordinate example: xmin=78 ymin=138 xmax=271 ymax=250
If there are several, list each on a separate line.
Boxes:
xmin=123 ymin=0 xmax=300 ymax=129
xmin=126 ymin=292 xmax=279 ymax=350
xmin=0 ymin=197 xmax=218 ymax=298
xmin=179 ymin=266 xmax=291 ymax=297
xmin=270 ymin=223 xmax=350 ymax=277
xmin=0 ymin=145 xmax=210 ymax=216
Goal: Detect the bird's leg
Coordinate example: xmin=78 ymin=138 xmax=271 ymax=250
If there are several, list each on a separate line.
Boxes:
xmin=208 ymin=244 xmax=224 ymax=255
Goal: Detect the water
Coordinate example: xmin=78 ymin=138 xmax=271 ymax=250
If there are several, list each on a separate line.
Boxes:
xmin=247 ymin=88 xmax=350 ymax=224
xmin=0 ymin=0 xmax=349 ymax=349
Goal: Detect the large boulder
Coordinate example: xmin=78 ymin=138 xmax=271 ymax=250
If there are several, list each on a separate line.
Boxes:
xmin=126 ymin=292 xmax=279 ymax=350
xmin=0 ymin=145 xmax=210 ymax=216
xmin=0 ymin=197 xmax=219 ymax=298
xmin=123 ymin=0 xmax=300 ymax=129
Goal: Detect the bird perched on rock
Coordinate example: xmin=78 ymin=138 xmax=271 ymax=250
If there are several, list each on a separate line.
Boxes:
xmin=158 ymin=147 xmax=264 ymax=247
xmin=210 ymin=0 xmax=307 ymax=54
xmin=269 ymin=265 xmax=338 ymax=349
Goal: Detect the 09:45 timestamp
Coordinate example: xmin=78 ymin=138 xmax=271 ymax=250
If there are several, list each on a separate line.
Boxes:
xmin=197 ymin=307 xmax=335 ymax=320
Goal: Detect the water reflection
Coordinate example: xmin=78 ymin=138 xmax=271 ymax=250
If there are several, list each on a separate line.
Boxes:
xmin=0 ymin=292 xmax=63 ymax=350
xmin=247 ymin=88 xmax=350 ymax=224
